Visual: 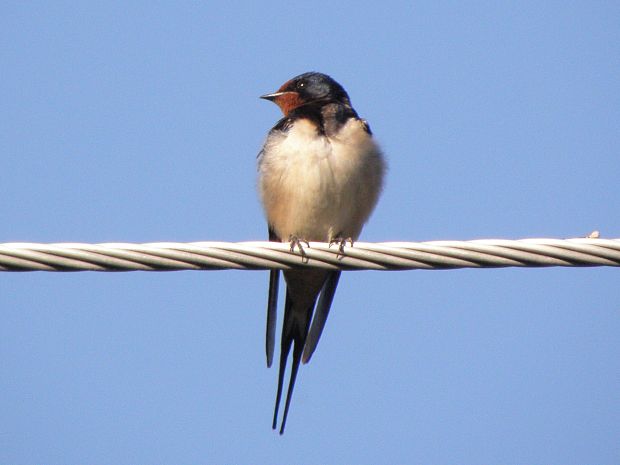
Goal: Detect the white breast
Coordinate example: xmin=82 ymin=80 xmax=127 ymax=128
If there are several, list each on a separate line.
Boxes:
xmin=258 ymin=118 xmax=385 ymax=242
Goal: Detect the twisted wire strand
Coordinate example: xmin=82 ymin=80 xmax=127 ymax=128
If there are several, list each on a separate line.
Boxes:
xmin=0 ymin=238 xmax=619 ymax=272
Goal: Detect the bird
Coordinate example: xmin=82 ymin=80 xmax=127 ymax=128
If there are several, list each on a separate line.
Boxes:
xmin=257 ymin=72 xmax=386 ymax=434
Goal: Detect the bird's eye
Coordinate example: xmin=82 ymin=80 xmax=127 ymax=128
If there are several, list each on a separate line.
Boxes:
xmin=297 ymin=81 xmax=305 ymax=89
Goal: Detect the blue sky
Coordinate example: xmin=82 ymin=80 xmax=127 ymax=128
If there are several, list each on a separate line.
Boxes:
xmin=1 ymin=1 xmax=619 ymax=463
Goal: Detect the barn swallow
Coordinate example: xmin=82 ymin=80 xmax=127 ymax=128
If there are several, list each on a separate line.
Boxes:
xmin=257 ymin=72 xmax=386 ymax=434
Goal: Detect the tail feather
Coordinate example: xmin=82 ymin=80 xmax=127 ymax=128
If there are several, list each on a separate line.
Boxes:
xmin=302 ymin=271 xmax=341 ymax=364
xmin=265 ymin=226 xmax=281 ymax=368
xmin=265 ymin=269 xmax=280 ymax=367
xmin=272 ymin=291 xmax=294 ymax=430
xmin=272 ymin=285 xmax=316 ymax=434
xmin=279 ymin=335 xmax=306 ymax=434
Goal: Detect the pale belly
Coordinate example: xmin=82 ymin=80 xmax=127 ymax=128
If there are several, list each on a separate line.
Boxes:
xmin=258 ymin=118 xmax=384 ymax=242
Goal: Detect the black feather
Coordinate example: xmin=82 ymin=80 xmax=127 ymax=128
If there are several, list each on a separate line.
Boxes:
xmin=302 ymin=271 xmax=341 ymax=364
xmin=272 ymin=289 xmax=316 ymax=434
xmin=265 ymin=226 xmax=280 ymax=367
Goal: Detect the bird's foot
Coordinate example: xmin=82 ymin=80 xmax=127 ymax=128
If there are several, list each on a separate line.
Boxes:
xmin=289 ymin=235 xmax=310 ymax=262
xmin=329 ymin=236 xmax=354 ymax=259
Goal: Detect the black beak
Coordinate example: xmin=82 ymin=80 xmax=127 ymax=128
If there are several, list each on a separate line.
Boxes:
xmin=260 ymin=91 xmax=286 ymax=101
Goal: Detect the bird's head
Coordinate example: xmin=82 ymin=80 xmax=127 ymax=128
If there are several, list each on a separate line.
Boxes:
xmin=260 ymin=72 xmax=351 ymax=116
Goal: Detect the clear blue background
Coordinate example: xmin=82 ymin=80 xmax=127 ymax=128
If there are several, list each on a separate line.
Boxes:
xmin=1 ymin=2 xmax=619 ymax=463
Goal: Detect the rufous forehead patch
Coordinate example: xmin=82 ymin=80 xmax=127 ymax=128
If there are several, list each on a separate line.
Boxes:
xmin=277 ymin=79 xmax=295 ymax=92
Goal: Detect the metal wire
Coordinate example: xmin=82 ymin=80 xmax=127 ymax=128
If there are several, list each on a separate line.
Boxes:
xmin=0 ymin=238 xmax=619 ymax=272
